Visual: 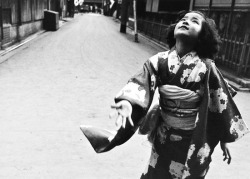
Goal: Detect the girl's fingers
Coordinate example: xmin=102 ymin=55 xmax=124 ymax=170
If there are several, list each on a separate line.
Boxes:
xmin=223 ymin=152 xmax=227 ymax=161
xmin=111 ymin=101 xmax=133 ymax=128
xmin=227 ymin=149 xmax=232 ymax=164
xmin=122 ymin=116 xmax=126 ymax=128
xmin=223 ymin=150 xmax=231 ymax=164
xmin=128 ymin=116 xmax=134 ymax=126
xmin=118 ymin=110 xmax=133 ymax=127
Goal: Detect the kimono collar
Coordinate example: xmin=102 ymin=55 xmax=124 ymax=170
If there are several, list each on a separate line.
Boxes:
xmin=169 ymin=48 xmax=197 ymax=63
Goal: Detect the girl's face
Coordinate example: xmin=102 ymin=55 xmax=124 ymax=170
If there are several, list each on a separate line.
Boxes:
xmin=174 ymin=12 xmax=205 ymax=41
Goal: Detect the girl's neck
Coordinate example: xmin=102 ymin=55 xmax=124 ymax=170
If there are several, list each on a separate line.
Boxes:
xmin=175 ymin=39 xmax=196 ymax=58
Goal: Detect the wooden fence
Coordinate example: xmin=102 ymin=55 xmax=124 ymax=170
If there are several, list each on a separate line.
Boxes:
xmin=136 ymin=18 xmax=169 ymax=44
xmin=216 ymin=33 xmax=250 ymax=77
xmin=134 ymin=19 xmax=250 ymax=77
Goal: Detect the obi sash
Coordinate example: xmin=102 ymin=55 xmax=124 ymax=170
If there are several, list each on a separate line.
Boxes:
xmin=139 ymin=85 xmax=201 ymax=133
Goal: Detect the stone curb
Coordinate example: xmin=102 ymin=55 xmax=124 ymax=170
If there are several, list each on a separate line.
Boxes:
xmin=0 ymin=30 xmax=46 ymax=58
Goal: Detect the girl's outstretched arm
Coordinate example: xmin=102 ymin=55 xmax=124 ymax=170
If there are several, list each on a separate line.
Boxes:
xmin=111 ymin=100 xmax=134 ymax=129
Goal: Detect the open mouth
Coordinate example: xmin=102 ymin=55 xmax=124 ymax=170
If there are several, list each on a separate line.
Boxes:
xmin=179 ymin=26 xmax=188 ymax=30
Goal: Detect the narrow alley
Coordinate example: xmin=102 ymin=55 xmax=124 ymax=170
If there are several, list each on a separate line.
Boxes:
xmin=0 ymin=13 xmax=249 ymax=179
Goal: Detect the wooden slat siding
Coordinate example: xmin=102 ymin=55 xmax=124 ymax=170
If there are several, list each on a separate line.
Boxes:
xmin=137 ymin=18 xmax=250 ymax=77
xmin=34 ymin=0 xmax=38 ymax=20
xmin=234 ymin=36 xmax=241 ymax=69
xmin=227 ymin=35 xmax=234 ymax=66
xmin=151 ymin=21 xmax=155 ymax=38
xmin=230 ymin=35 xmax=235 ymax=66
xmin=236 ymin=37 xmax=243 ymax=68
xmin=219 ymin=34 xmax=226 ymax=64
xmin=44 ymin=0 xmax=47 ymax=10
xmin=158 ymin=19 xmax=163 ymax=41
xmin=223 ymin=34 xmax=229 ymax=64
xmin=155 ymin=23 xmax=162 ymax=41
xmin=34 ymin=0 xmax=46 ymax=20
xmin=2 ymin=0 xmax=18 ymax=24
xmin=31 ymin=0 xmax=35 ymax=21
xmin=219 ymin=34 xmax=250 ymax=76
xmin=2 ymin=26 xmax=11 ymax=44
xmin=137 ymin=18 xmax=168 ymax=43
xmin=11 ymin=0 xmax=18 ymax=24
xmin=148 ymin=21 xmax=152 ymax=36
xmin=144 ymin=19 xmax=148 ymax=35
xmin=147 ymin=20 xmax=151 ymax=36
xmin=224 ymin=34 xmax=228 ymax=64
xmin=230 ymin=36 xmax=236 ymax=68
xmin=150 ymin=20 xmax=154 ymax=37
xmin=152 ymin=20 xmax=156 ymax=38
xmin=228 ymin=35 xmax=234 ymax=66
xmin=243 ymin=44 xmax=250 ymax=74
xmin=139 ymin=20 xmax=145 ymax=34
xmin=237 ymin=33 xmax=249 ymax=75
xmin=21 ymin=0 xmax=32 ymax=22
xmin=15 ymin=0 xmax=46 ymax=22
xmin=244 ymin=45 xmax=250 ymax=74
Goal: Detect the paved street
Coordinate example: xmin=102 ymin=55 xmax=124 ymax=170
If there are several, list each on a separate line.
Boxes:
xmin=0 ymin=13 xmax=249 ymax=179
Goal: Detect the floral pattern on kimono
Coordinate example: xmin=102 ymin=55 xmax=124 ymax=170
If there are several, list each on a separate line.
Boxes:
xmin=80 ymin=49 xmax=249 ymax=178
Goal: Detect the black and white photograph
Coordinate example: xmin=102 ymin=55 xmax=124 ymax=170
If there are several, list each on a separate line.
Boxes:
xmin=0 ymin=0 xmax=250 ymax=178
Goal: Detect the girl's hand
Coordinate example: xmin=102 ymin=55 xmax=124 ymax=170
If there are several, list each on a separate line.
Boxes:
xmin=220 ymin=142 xmax=231 ymax=164
xmin=110 ymin=100 xmax=134 ymax=129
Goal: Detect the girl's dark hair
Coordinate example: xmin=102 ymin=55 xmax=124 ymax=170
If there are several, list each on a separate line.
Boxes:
xmin=166 ymin=10 xmax=221 ymax=59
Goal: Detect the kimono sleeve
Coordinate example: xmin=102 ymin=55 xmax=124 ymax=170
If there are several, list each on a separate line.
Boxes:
xmin=115 ymin=56 xmax=159 ymax=126
xmin=80 ymin=55 xmax=160 ymax=153
xmin=207 ymin=62 xmax=249 ymax=143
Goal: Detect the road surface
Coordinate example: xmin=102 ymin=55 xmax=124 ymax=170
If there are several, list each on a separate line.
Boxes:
xmin=0 ymin=13 xmax=249 ymax=179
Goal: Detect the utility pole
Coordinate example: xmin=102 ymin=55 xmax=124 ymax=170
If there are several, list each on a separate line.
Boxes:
xmin=120 ymin=0 xmax=130 ymax=33
xmin=133 ymin=0 xmax=138 ymax=42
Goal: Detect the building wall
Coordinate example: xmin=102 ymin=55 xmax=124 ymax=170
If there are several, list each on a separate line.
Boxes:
xmin=0 ymin=0 xmax=48 ymax=49
xmin=146 ymin=0 xmax=190 ymax=13
xmin=193 ymin=0 xmax=250 ymax=36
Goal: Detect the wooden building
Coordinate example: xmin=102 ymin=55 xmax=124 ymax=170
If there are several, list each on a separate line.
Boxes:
xmin=133 ymin=0 xmax=250 ymax=77
xmin=193 ymin=0 xmax=250 ymax=77
xmin=0 ymin=0 xmax=68 ymax=49
xmin=192 ymin=0 xmax=250 ymax=37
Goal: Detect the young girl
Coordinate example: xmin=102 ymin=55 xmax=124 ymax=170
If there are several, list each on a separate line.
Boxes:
xmin=81 ymin=11 xmax=249 ymax=178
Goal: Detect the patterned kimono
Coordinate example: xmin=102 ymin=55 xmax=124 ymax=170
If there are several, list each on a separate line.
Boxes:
xmin=81 ymin=49 xmax=249 ymax=179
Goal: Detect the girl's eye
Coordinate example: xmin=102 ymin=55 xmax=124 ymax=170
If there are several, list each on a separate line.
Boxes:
xmin=193 ymin=21 xmax=199 ymax=24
